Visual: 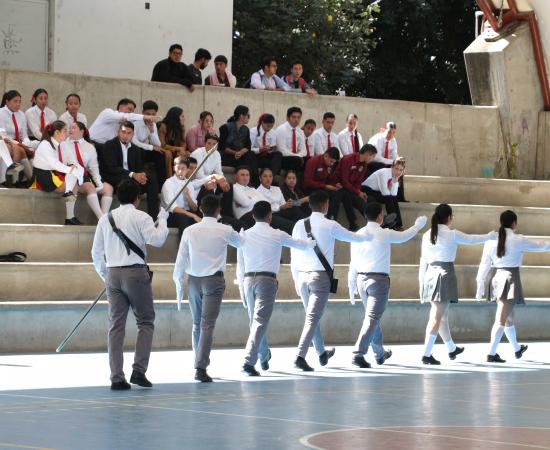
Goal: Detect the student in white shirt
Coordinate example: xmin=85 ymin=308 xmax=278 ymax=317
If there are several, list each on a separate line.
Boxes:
xmin=250 ymin=113 xmax=282 ymax=175
xmin=32 ymin=120 xmax=85 ymax=225
xmin=476 ymin=210 xmax=550 ymax=363
xmin=338 ymin=114 xmax=363 ymax=156
xmin=419 ymin=203 xmax=496 ymax=365
xmin=135 ymin=100 xmax=166 ymax=187
xmin=302 ymin=119 xmax=316 ymax=160
xmin=361 ymin=160 xmax=405 ymax=230
xmin=257 ymin=168 xmax=301 ymax=227
xmin=237 ymin=201 xmax=315 ymax=376
xmin=312 ymin=112 xmax=339 ymax=156
xmin=173 ymin=195 xmax=244 ymax=382
xmin=161 ymin=156 xmax=201 ymax=238
xmin=25 ymin=88 xmax=57 ymax=147
xmin=62 ymin=121 xmax=113 ymax=219
xmin=250 ymin=57 xmax=291 ymax=91
xmin=58 ymin=93 xmax=88 ymax=127
xmin=348 ymin=203 xmax=427 ymax=368
xmin=274 ymin=106 xmax=307 ymax=172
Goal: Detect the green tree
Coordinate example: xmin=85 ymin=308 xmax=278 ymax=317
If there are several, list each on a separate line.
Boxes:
xmin=232 ymin=0 xmax=380 ymax=95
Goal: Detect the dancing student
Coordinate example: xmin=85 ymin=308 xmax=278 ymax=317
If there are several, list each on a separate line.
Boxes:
xmin=419 ymin=203 xmax=496 ymax=365
xmin=280 ymin=170 xmax=311 ymax=220
xmin=61 ymin=121 xmax=114 ymax=218
xmin=250 ymin=113 xmax=282 ymax=176
xmin=59 ymin=93 xmax=88 ymax=127
xmin=25 ymin=88 xmax=57 ymax=147
xmin=476 ymin=210 xmax=550 ymax=362
xmin=257 ymin=167 xmax=302 ymax=224
xmin=31 ymin=120 xmax=84 ymax=225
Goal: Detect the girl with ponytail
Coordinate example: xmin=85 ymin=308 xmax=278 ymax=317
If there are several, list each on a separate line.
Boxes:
xmin=250 ymin=113 xmax=281 ymax=175
xmin=419 ymin=203 xmax=497 ymax=365
xmin=476 ymin=210 xmax=550 ymax=363
xmin=25 ymin=88 xmax=57 ymax=144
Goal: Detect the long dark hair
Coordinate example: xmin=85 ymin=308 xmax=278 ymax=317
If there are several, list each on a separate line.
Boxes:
xmin=228 ymin=105 xmax=249 ymax=123
xmin=1 ymin=90 xmax=21 ymax=108
xmin=430 ymin=203 xmax=453 ymax=245
xmin=41 ymin=120 xmax=66 ymax=147
xmin=75 ymin=121 xmax=91 ymax=143
xmin=497 ymin=210 xmax=517 ymax=258
xmin=31 ymin=88 xmax=48 ymax=107
xmin=256 ymin=113 xmax=275 ymax=134
xmin=162 ymin=107 xmax=184 ymax=146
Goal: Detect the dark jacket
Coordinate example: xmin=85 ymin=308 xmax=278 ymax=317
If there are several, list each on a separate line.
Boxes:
xmin=151 ymin=58 xmax=193 ymax=88
xmin=218 ymin=122 xmax=251 ymax=155
xmin=100 ymin=137 xmax=145 ymax=179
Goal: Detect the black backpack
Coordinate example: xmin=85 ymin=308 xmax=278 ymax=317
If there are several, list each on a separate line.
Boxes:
xmin=0 ymin=252 xmax=26 ymax=262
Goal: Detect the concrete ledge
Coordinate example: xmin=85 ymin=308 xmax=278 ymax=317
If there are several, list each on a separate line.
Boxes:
xmin=1 ymin=300 xmax=549 ymax=353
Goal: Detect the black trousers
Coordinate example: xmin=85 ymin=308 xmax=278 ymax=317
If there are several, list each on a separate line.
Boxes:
xmin=304 ymin=188 xmax=343 ymax=221
xmin=367 ymin=161 xmax=406 ymax=202
xmin=105 ymin=170 xmax=159 ymax=220
xmin=276 ymin=205 xmax=310 ymax=222
xmin=257 ymin=152 xmax=282 ymax=175
xmin=221 ymin=151 xmax=259 ymax=187
xmin=199 ymin=184 xmax=248 ymax=232
xmin=362 ymin=186 xmax=402 ymax=228
xmin=167 ymin=212 xmax=196 ymax=239
xmin=281 ymin=155 xmax=304 ymax=173
xmin=341 ymin=190 xmax=366 ymax=226
xmin=144 ymin=151 xmax=167 ymax=191
xmin=240 ymin=210 xmax=294 ymax=235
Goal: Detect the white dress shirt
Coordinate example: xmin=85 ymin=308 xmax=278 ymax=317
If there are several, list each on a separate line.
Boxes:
xmin=312 ymin=127 xmax=339 ymax=156
xmin=190 ymin=146 xmax=223 ymax=188
xmin=89 ymin=109 xmax=144 ymax=144
xmin=58 ymin=111 xmax=88 ymax=127
xmin=236 ymin=221 xmax=314 ymax=282
xmin=33 ymin=138 xmax=73 ymax=174
xmin=274 ymin=121 xmax=306 ymax=157
xmin=250 ymin=126 xmax=278 ymax=154
xmin=60 ymin=138 xmax=103 ymax=187
xmin=25 ymin=105 xmax=57 ymax=140
xmin=232 ymin=183 xmax=268 ymax=218
xmin=291 ymin=211 xmax=371 ymax=273
xmin=91 ymin=203 xmax=168 ymax=281
xmin=368 ymin=131 xmax=398 ymax=165
xmin=337 ymin=128 xmax=364 ymax=156
xmin=120 ymin=141 xmax=131 ymax=171
xmin=161 ymin=175 xmax=197 ymax=213
xmin=256 ymin=185 xmax=286 ymax=212
xmin=250 ymin=70 xmax=291 ymax=91
xmin=362 ymin=168 xmax=398 ymax=196
xmin=0 ymin=106 xmax=31 ymax=146
xmin=132 ymin=119 xmax=161 ymax=151
xmin=173 ymin=216 xmax=244 ymax=305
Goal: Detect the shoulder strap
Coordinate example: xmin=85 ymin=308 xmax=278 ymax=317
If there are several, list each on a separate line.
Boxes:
xmin=107 ymin=212 xmax=146 ymax=261
xmin=304 ymin=218 xmax=334 ymax=280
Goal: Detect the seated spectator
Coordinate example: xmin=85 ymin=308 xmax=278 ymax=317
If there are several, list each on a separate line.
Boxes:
xmin=204 ymin=55 xmax=237 ymax=87
xmin=303 ymin=147 xmax=343 ymax=221
xmin=301 ymin=118 xmax=316 ymax=160
xmin=337 ymin=113 xmax=363 ymax=156
xmin=312 ymin=112 xmax=339 ymax=156
xmin=100 ymin=121 xmax=160 ymax=219
xmin=285 ymin=62 xmax=316 ymax=96
xmin=188 ymin=48 xmax=211 ymax=85
xmin=186 ymin=111 xmax=216 ymax=152
xmin=158 ymin=106 xmax=190 ymax=178
xmin=250 ymin=113 xmax=282 ymax=175
xmin=0 ymin=90 xmax=33 ymax=185
xmin=58 ymin=93 xmax=88 ymax=127
xmin=274 ymin=106 xmax=307 ymax=173
xmin=31 ymin=120 xmax=84 ymax=225
xmin=361 ymin=159 xmax=405 ymax=230
xmin=219 ymin=105 xmax=259 ymax=186
xmin=250 ymin=57 xmax=290 ymax=91
xmin=61 ymin=121 xmax=114 ymax=218
xmin=281 ymin=169 xmax=311 ymax=219
xmin=161 ymin=156 xmax=201 ymax=238
xmin=151 ymin=44 xmax=195 ymax=92
xmin=25 ymin=88 xmax=57 ymax=148
xmin=257 ymin=167 xmax=303 ymax=225
xmin=232 ymin=166 xmax=291 ymax=233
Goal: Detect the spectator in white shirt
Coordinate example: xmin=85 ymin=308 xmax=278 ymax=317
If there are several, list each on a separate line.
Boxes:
xmin=251 ymin=113 xmax=282 ymax=175
xmin=257 ymin=167 xmax=301 ymax=227
xmin=301 ymin=118 xmax=316 ymax=160
xmin=312 ymin=112 xmax=339 ymax=156
xmin=274 ymin=106 xmax=306 ymax=173
xmin=338 ymin=114 xmax=363 ymax=156
xmin=191 ymin=133 xmax=229 ymax=200
xmin=25 ymin=88 xmax=57 ymax=146
xmin=135 ymin=100 xmax=166 ymax=187
xmin=250 ymin=57 xmax=291 ymax=91
xmin=58 ymin=93 xmax=88 ymax=127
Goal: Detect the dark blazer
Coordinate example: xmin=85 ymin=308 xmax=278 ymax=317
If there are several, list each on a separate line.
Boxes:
xmin=100 ymin=137 xmax=145 ymax=180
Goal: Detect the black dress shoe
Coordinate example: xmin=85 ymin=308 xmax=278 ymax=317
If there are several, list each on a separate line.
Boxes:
xmin=381 ymin=213 xmax=397 ymax=229
xmin=376 ymin=350 xmax=392 ymax=365
xmin=261 ymin=350 xmax=271 ymax=371
xmin=194 ymin=368 xmax=213 ymax=382
xmin=64 ymin=217 xmax=83 ymax=225
xmin=487 ymin=353 xmax=506 ymax=363
xmin=449 ymin=346 xmax=465 ymax=360
xmin=515 ymin=344 xmax=528 ymax=359
xmin=352 ymin=355 xmax=371 ymax=368
xmin=111 ymin=380 xmax=131 ymax=390
xmin=294 ymin=356 xmax=314 ymax=372
xmin=422 ymin=355 xmax=441 ymax=365
xmin=242 ymin=364 xmax=260 ymax=377
xmin=130 ymin=370 xmax=153 ymax=388
xmin=319 ymin=348 xmax=335 ymax=366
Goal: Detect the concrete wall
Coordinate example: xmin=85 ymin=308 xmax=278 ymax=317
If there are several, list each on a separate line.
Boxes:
xmin=0 ymin=68 xmax=504 ymax=178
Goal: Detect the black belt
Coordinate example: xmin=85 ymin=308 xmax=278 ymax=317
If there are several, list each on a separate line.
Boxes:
xmin=245 ymin=271 xmax=277 ymax=278
xmin=190 ymin=271 xmax=224 ymax=278
xmin=109 ymin=264 xmax=148 ymax=269
xmin=358 ymin=272 xmax=389 ymax=277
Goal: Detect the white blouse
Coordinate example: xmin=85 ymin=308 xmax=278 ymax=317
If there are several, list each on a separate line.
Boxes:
xmin=60 ymin=138 xmax=102 ymax=186
xmin=256 ymin=184 xmax=286 ymax=212
xmin=25 ymin=105 xmax=57 ymax=140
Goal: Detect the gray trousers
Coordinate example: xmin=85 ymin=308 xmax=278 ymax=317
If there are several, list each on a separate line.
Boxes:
xmin=188 ymin=274 xmax=225 ymax=370
xmin=106 ymin=267 xmax=155 ymax=383
xmin=354 ymin=274 xmax=389 ymax=356
xmin=244 ymin=275 xmax=278 ymax=366
xmin=297 ymin=271 xmax=330 ymax=358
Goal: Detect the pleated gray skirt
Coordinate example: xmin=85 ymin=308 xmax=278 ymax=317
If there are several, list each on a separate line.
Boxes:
xmin=421 ymin=261 xmax=458 ymax=304
xmin=488 ymin=267 xmax=525 ymax=305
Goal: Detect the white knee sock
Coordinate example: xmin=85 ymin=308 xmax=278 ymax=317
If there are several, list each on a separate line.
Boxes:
xmin=423 ymin=333 xmax=437 ymax=357
xmin=438 ymin=322 xmax=456 ymax=353
xmin=65 ymin=200 xmax=76 ymax=219
xmin=20 ymin=158 xmax=33 ymax=179
xmin=86 ymin=193 xmax=103 ymax=219
xmin=0 ymin=160 xmax=6 ymax=183
xmin=65 ymin=173 xmax=77 ymax=193
xmin=100 ymin=195 xmax=113 ymax=214
xmin=489 ymin=324 xmax=504 ymax=356
xmin=504 ymin=326 xmax=521 ymax=352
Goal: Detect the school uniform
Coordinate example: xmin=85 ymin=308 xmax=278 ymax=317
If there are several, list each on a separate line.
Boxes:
xmin=311 ymin=127 xmax=339 ymax=156
xmin=58 ymin=111 xmax=88 ymax=127
xmin=173 ymin=217 xmax=244 ymax=374
xmin=302 ymin=154 xmax=343 ymax=221
xmin=362 ymin=168 xmax=402 ymax=229
xmin=250 ymin=126 xmax=282 ymax=175
xmin=25 ymin=105 xmax=57 ymax=141
xmin=337 ymin=128 xmax=363 ymax=156
xmin=161 ymin=174 xmax=198 ymax=237
xmin=367 ymin=130 xmax=406 ymax=201
xmin=32 ymin=138 xmax=82 ymax=192
xmin=274 ymin=121 xmax=306 ymax=172
xmin=89 ymin=109 xmax=144 ymax=145
xmin=257 ymin=184 xmax=301 ymax=225
xmin=61 ymin=138 xmax=102 ymax=186
xmin=0 ymin=106 xmax=32 ymax=147
xmin=281 ymin=184 xmax=311 ymax=219
xmin=335 ymin=153 xmax=371 ymax=228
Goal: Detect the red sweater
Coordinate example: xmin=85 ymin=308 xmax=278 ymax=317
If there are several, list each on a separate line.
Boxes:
xmin=338 ymin=153 xmax=369 ymax=194
xmin=303 ymin=154 xmax=339 ymax=190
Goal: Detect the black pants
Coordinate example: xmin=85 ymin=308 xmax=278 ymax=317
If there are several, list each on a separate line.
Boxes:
xmin=367 ymin=161 xmax=406 ymax=202
xmin=257 ymin=152 xmax=282 ymax=175
xmin=144 ymin=151 xmax=167 ymax=191
xmin=281 ymin=155 xmax=304 ymax=173
xmin=222 ymin=151 xmax=259 ymax=187
xmin=240 ymin=210 xmax=294 ymax=234
xmin=105 ymin=171 xmax=159 ymax=220
xmin=275 ymin=206 xmax=309 ymax=223
xmin=362 ymin=186 xmax=402 ymax=228
xmin=167 ymin=212 xmax=196 ymax=239
xmin=341 ymin=190 xmax=366 ymax=226
xmin=199 ymin=184 xmax=248 ymax=232
xmin=304 ymin=189 xmax=342 ymax=221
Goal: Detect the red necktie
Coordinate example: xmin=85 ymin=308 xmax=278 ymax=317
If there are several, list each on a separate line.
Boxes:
xmin=327 ymin=133 xmax=331 ymax=148
xmin=351 ymin=134 xmax=355 ymax=153
xmin=40 ymin=111 xmax=45 ymax=134
xmin=11 ymin=113 xmax=20 ymax=142
xmin=292 ymin=128 xmax=297 ymax=154
xmin=262 ymin=132 xmax=267 ymax=147
xmin=58 ymin=144 xmax=63 ymax=163
xmin=74 ymin=141 xmax=89 ymax=176
xmin=384 ymin=140 xmax=389 ymax=159
xmin=387 ymin=178 xmax=392 ymax=189
xmin=305 ymin=138 xmax=310 ymax=157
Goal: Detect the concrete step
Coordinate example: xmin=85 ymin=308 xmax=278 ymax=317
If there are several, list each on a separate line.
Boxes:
xmin=2 ymin=262 xmax=550 ymax=302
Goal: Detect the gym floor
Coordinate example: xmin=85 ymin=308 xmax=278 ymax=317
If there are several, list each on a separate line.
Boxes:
xmin=1 ymin=343 xmax=550 ymax=450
